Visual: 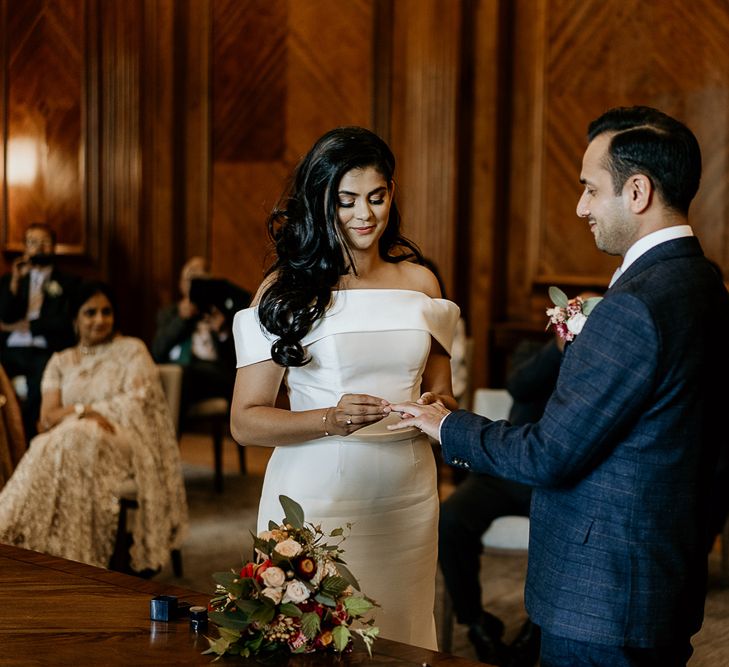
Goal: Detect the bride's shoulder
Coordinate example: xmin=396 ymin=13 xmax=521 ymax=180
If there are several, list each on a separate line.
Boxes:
xmin=250 ymin=272 xmax=277 ymax=307
xmin=394 ymin=261 xmax=442 ymax=298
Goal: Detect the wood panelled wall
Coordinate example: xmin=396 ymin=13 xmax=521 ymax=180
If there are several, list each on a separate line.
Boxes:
xmin=208 ymin=0 xmax=377 ymax=295
xmin=2 ymin=0 xmax=729 ymax=387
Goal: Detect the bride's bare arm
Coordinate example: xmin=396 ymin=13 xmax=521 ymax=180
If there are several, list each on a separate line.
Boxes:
xmin=230 ymin=360 xmax=387 ymax=447
xmin=397 ymin=262 xmax=458 ymax=412
xmin=419 ymin=340 xmax=459 ymax=411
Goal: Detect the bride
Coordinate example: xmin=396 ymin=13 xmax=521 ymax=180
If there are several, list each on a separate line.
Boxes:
xmin=230 ymin=126 xmax=459 ymax=649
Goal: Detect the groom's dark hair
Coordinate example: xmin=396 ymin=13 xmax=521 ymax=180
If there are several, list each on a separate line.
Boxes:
xmin=588 ymin=106 xmax=701 ymax=215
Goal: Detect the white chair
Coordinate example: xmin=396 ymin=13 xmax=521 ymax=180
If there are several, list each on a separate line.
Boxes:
xmin=440 ymin=388 xmax=529 ymax=653
xmin=157 ymin=363 xmax=183 ymax=436
xmin=111 ymin=364 xmax=184 ymax=576
xmin=471 ymin=388 xmax=530 ymax=552
xmin=472 ymin=387 xmax=513 ymax=422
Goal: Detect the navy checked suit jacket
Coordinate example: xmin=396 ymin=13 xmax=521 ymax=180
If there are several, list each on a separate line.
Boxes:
xmin=441 ymin=236 xmax=729 ymax=647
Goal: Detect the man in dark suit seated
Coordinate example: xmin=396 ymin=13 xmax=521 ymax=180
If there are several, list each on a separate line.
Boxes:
xmin=152 ymin=257 xmax=250 ymax=427
xmin=0 ymin=223 xmax=79 ymax=438
xmin=390 ymin=106 xmax=729 ymax=666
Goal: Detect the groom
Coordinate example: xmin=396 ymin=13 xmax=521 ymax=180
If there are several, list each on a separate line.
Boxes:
xmin=389 ymin=107 xmax=729 ymax=667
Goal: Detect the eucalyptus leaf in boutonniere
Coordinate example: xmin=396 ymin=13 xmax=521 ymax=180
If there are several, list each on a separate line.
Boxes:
xmin=546 ymin=286 xmax=602 ymax=342
xmin=45 ymin=280 xmax=63 ymax=298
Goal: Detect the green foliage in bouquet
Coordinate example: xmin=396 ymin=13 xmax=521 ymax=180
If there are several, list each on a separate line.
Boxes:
xmin=204 ymin=496 xmax=379 ymax=659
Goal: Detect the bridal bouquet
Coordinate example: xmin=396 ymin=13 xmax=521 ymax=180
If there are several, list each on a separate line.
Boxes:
xmin=204 ymin=496 xmax=379 ymax=659
xmin=546 ymin=286 xmax=602 ymax=342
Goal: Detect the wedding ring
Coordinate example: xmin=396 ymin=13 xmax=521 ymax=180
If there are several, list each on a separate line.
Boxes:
xmin=346 ymin=416 xmax=353 ymax=425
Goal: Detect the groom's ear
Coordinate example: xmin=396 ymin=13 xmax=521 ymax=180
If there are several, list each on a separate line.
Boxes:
xmin=626 ymin=174 xmax=652 ymax=214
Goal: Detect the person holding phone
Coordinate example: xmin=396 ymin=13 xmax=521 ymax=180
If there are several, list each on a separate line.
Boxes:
xmin=0 ymin=222 xmax=79 ymax=438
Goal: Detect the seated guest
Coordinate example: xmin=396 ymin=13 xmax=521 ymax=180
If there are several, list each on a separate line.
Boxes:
xmin=0 ymin=363 xmax=26 ymax=491
xmin=0 ymin=281 xmax=188 ymax=572
xmin=0 ymin=222 xmax=79 ymax=438
xmin=152 ymin=257 xmax=249 ymax=423
xmin=439 ymin=337 xmax=563 ymax=666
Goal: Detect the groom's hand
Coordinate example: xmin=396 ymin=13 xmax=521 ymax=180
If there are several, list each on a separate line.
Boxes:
xmin=386 ymin=401 xmax=451 ymax=442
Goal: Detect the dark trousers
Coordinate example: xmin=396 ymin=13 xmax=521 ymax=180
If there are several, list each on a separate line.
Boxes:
xmin=438 ymin=472 xmax=532 ymax=624
xmin=540 ymin=631 xmax=693 ymax=667
xmin=1 ymin=345 xmax=52 ymax=440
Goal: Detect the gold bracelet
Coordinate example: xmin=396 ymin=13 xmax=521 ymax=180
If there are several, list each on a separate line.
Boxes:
xmin=322 ymin=407 xmax=331 ymax=437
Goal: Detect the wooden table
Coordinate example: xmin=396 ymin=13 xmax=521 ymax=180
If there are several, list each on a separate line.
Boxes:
xmin=0 ymin=545 xmax=485 ymax=665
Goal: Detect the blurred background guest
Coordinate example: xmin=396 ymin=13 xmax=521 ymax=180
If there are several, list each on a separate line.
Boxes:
xmin=152 ymin=256 xmax=249 ymax=425
xmin=0 ymin=281 xmax=187 ymax=573
xmin=0 ymin=222 xmax=80 ymax=438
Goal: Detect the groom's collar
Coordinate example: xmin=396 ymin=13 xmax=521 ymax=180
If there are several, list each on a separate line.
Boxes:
xmin=618 ymin=225 xmax=693 ymax=278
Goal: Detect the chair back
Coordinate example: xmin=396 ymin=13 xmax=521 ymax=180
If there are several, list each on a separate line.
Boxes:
xmin=156 ymin=364 xmax=183 ymax=436
xmin=471 ymin=388 xmax=529 ymax=551
xmin=472 ymin=388 xmax=513 ymax=421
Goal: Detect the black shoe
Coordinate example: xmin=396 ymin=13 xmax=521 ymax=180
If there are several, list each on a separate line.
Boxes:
xmin=467 ymin=612 xmax=508 ymax=665
xmin=504 ymin=619 xmax=541 ymax=667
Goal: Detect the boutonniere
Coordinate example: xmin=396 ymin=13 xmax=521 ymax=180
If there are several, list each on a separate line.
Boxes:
xmin=45 ymin=280 xmax=63 ymax=297
xmin=546 ymin=286 xmax=602 ymax=342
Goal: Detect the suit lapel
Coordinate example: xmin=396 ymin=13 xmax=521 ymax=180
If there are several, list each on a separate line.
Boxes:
xmin=612 ymin=236 xmax=704 ymax=289
xmin=18 ymin=274 xmax=30 ymax=307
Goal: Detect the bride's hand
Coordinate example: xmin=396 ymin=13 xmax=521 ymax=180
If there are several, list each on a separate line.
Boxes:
xmin=325 ymin=393 xmax=389 ymax=436
xmin=417 ymin=392 xmax=444 ymax=406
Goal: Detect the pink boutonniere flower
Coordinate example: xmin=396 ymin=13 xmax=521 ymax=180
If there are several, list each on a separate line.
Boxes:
xmin=546 ymin=286 xmax=602 ymax=342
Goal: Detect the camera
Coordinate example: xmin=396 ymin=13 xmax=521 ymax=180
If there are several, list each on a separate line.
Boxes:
xmin=189 ymin=277 xmax=250 ymax=320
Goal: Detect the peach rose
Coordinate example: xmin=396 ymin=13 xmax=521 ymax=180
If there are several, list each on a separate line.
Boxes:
xmin=274 ymin=538 xmax=303 ymax=558
xmin=261 ymin=587 xmax=283 ymax=604
xmin=261 ymin=566 xmax=286 ymax=588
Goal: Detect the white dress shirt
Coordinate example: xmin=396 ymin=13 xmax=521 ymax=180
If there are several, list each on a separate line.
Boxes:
xmin=7 ymin=266 xmax=52 ymax=349
xmin=609 ymin=225 xmax=694 ymax=287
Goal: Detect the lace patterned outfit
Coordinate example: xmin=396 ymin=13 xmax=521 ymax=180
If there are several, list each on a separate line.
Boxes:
xmin=233 ymin=289 xmax=459 ymax=649
xmin=0 ymin=336 xmax=188 ymax=571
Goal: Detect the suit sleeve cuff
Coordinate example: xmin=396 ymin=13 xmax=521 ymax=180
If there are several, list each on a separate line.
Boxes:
xmin=438 ymin=411 xmax=452 ymax=443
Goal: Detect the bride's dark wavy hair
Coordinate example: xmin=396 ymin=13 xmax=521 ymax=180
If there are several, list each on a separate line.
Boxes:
xmin=259 ymin=126 xmax=421 ymax=367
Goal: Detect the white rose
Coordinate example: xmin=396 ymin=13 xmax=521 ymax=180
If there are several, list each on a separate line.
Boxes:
xmin=274 ymin=538 xmax=302 ymax=558
xmin=261 ymin=566 xmax=286 ymax=588
xmin=311 ymin=558 xmax=337 ymax=586
xmin=566 ymin=312 xmax=587 ymax=335
xmin=261 ymin=587 xmax=282 ymax=604
xmin=282 ymin=580 xmax=310 ymax=604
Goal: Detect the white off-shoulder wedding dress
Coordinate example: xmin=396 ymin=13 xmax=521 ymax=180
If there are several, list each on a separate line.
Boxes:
xmin=232 ymin=289 xmax=459 ymax=649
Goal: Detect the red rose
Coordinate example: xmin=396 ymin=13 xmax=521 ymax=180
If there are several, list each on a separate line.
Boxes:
xmin=239 ymin=562 xmax=256 ymax=578
xmin=254 ymin=559 xmax=272 ymax=582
